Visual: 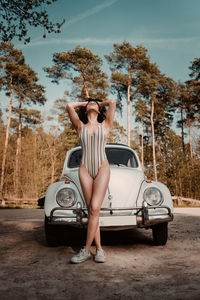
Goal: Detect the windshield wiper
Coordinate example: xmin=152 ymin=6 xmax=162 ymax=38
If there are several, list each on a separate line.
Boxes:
xmin=113 ymin=163 xmax=127 ymax=167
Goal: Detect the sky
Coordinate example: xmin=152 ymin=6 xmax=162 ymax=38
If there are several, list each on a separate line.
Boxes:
xmin=1 ymin=0 xmax=200 ymax=132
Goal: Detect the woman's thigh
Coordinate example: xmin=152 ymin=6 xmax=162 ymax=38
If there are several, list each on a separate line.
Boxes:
xmin=79 ymin=164 xmax=93 ymax=207
xmin=91 ymin=160 xmax=110 ymax=210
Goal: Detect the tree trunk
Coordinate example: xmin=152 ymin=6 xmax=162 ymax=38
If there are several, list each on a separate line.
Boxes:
xmin=180 ymin=107 xmax=185 ymax=152
xmin=150 ymin=96 xmax=157 ymax=181
xmin=0 ymin=73 xmax=13 ymax=200
xmin=83 ymin=80 xmax=89 ymax=98
xmin=85 ymin=86 xmax=89 ymax=98
xmin=156 ymin=136 xmax=161 ymax=159
xmin=117 ymin=89 xmax=124 ymax=143
xmin=51 ymin=160 xmax=55 ymax=184
xmin=120 ymin=107 xmax=124 ymax=143
xmin=187 ymin=119 xmax=193 ymax=160
xmin=127 ymin=82 xmax=131 ymax=146
xmin=178 ymin=170 xmax=182 ymax=197
xmin=141 ymin=118 xmax=144 ymax=167
xmin=15 ymin=96 xmax=22 ymax=197
xmin=33 ymin=128 xmax=37 ymax=198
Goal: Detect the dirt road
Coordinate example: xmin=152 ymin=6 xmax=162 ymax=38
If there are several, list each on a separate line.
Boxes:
xmin=0 ymin=208 xmax=200 ymax=300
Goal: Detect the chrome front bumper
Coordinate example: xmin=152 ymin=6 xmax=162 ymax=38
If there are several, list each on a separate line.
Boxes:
xmin=48 ymin=202 xmax=174 ymax=228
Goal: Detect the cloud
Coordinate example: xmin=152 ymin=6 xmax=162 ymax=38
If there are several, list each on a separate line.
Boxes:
xmin=20 ymin=36 xmax=199 ymax=50
xmin=66 ymin=0 xmax=119 ymax=27
xmin=17 ymin=0 xmax=119 ymax=49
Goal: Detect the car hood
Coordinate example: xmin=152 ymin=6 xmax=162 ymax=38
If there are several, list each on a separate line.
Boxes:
xmin=65 ymin=166 xmax=145 ymax=208
xmin=102 ymin=166 xmax=145 ymax=208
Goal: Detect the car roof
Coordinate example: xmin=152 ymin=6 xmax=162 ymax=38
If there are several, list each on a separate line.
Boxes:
xmin=72 ymin=143 xmax=133 ymax=150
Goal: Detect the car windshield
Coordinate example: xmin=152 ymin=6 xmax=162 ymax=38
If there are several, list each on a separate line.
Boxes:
xmin=68 ymin=147 xmax=138 ymax=168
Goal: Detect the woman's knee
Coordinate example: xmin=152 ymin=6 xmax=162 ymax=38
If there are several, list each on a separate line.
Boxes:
xmin=89 ymin=203 xmax=100 ymax=217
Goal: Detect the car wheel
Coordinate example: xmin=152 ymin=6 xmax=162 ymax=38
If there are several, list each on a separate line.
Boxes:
xmin=152 ymin=222 xmax=168 ymax=246
xmin=44 ymin=216 xmax=59 ymax=246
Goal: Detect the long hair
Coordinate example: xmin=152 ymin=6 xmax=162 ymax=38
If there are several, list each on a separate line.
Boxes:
xmin=77 ymin=100 xmax=106 ymax=124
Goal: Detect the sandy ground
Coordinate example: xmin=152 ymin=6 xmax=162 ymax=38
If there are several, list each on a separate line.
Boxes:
xmin=0 ymin=208 xmax=200 ymax=300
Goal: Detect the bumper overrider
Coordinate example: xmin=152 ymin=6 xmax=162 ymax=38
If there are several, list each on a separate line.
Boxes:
xmin=47 ymin=201 xmax=174 ymax=228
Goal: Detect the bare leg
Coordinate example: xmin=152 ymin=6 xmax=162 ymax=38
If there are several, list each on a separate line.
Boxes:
xmin=79 ymin=164 xmax=102 ymax=248
xmin=85 ymin=161 xmax=110 ymax=251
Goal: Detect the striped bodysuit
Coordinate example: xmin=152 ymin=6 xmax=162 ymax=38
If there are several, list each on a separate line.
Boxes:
xmin=79 ymin=124 xmax=107 ymax=179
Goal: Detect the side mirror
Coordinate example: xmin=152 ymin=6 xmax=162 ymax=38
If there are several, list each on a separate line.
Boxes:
xmin=146 ymin=164 xmax=159 ymax=169
xmin=147 ymin=164 xmax=153 ymax=169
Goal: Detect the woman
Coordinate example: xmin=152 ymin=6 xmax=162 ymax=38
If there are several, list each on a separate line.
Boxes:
xmin=66 ymin=98 xmax=116 ymax=263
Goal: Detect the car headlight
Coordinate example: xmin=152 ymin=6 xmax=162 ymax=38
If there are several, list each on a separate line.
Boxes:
xmin=56 ymin=188 xmax=76 ymax=207
xmin=143 ymin=187 xmax=163 ymax=206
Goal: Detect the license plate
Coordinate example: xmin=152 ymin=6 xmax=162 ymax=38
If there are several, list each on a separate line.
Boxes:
xmin=99 ymin=215 xmax=137 ymax=227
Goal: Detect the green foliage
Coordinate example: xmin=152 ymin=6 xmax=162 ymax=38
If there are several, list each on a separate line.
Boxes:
xmin=11 ymin=108 xmax=42 ymax=132
xmin=134 ymin=98 xmax=149 ymax=120
xmin=189 ymin=57 xmax=200 ymax=80
xmin=44 ymin=45 xmax=109 ymax=100
xmin=0 ymin=0 xmax=65 ymax=43
xmin=108 ymin=120 xmax=125 ymax=143
xmin=51 ymin=98 xmax=69 ymax=128
xmin=0 ymin=42 xmax=24 ymax=91
xmin=105 ymin=42 xmax=150 ymax=102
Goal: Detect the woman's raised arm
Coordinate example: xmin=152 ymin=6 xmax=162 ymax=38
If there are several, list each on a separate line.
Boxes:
xmin=100 ymin=100 xmax=116 ymax=128
xmin=66 ymin=101 xmax=87 ymax=130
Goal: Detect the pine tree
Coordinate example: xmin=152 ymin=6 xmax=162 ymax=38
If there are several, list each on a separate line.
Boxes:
xmin=50 ymin=97 xmax=79 ymax=150
xmin=107 ymin=120 xmax=125 ymax=143
xmin=176 ymin=57 xmax=200 ymax=160
xmin=110 ymin=72 xmax=127 ymax=143
xmin=44 ymin=45 xmax=109 ymax=100
xmin=134 ymin=98 xmax=149 ymax=166
xmin=138 ymin=62 xmax=175 ymax=181
xmin=105 ymin=42 xmax=150 ymax=146
xmin=0 ymin=42 xmax=46 ymax=198
xmin=51 ymin=98 xmax=69 ymax=128
xmin=176 ymin=82 xmax=187 ymax=152
xmin=0 ymin=0 xmax=65 ymax=43
xmin=0 ymin=42 xmax=24 ymax=198
xmin=186 ymin=58 xmax=200 ymax=159
xmin=12 ymin=108 xmax=43 ymax=197
xmin=13 ymin=63 xmax=46 ymax=196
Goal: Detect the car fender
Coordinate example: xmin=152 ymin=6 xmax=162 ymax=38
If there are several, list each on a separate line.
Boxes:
xmin=44 ymin=180 xmax=84 ymax=217
xmin=136 ymin=180 xmax=173 ymax=213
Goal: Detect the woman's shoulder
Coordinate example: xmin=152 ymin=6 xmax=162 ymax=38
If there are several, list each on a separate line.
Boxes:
xmin=101 ymin=120 xmax=110 ymax=136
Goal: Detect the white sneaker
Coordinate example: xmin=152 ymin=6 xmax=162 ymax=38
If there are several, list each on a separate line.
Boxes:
xmin=94 ymin=248 xmax=106 ymax=263
xmin=70 ymin=248 xmax=92 ymax=264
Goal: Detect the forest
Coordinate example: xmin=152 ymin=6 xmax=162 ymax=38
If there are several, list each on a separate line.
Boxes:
xmin=0 ymin=41 xmax=200 ymax=202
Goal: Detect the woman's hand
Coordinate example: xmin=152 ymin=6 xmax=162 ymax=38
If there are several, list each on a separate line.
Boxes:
xmin=99 ymin=99 xmax=116 ymax=107
xmin=101 ymin=100 xmax=116 ymax=128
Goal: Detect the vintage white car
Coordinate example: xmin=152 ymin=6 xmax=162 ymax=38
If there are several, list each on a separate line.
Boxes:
xmin=44 ymin=143 xmax=174 ymax=246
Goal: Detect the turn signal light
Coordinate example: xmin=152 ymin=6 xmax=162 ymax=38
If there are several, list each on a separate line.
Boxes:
xmin=146 ymin=179 xmax=152 ymax=183
xmin=65 ymin=179 xmax=70 ymax=184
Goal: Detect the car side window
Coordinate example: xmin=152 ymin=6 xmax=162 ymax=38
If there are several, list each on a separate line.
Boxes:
xmin=68 ymin=149 xmax=82 ymax=168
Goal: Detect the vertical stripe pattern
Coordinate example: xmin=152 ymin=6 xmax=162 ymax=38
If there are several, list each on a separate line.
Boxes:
xmin=79 ymin=125 xmax=106 ymax=179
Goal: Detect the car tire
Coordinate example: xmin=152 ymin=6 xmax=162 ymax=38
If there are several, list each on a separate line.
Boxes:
xmin=152 ymin=222 xmax=168 ymax=246
xmin=44 ymin=216 xmax=59 ymax=246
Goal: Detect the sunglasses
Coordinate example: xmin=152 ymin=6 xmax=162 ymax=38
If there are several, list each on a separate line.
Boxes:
xmin=85 ymin=98 xmax=103 ymax=103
